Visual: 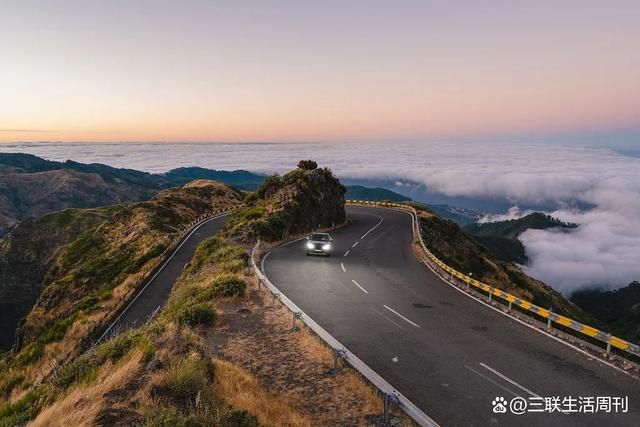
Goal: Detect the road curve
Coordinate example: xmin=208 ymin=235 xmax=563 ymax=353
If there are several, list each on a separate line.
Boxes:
xmin=103 ymin=213 xmax=230 ymax=337
xmin=263 ymin=205 xmax=640 ymax=426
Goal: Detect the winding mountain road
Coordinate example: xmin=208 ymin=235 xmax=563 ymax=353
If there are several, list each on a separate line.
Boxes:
xmin=262 ymin=205 xmax=640 ymax=426
xmin=101 ymin=213 xmax=231 ymax=338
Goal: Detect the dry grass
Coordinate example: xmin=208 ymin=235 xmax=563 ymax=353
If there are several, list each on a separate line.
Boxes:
xmin=208 ymin=286 xmax=394 ymax=426
xmin=213 ymin=358 xmax=312 ymax=427
xmin=30 ymin=350 xmax=143 ymax=427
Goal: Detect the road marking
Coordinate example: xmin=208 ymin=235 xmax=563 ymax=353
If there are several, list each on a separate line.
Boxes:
xmin=351 ymin=279 xmax=369 ymax=294
xmin=479 ymin=363 xmax=540 ymax=398
xmin=352 ymin=241 xmax=359 ymax=248
xmin=344 ymin=250 xmax=350 ymax=257
xmin=418 ymin=257 xmax=638 ymax=380
xmin=370 ymin=307 xmax=404 ymax=329
xmin=341 ymin=263 xmax=346 ymax=273
xmin=383 ymin=305 xmax=421 ymax=328
xmin=360 ymin=215 xmax=384 ymax=240
xmin=464 ymin=365 xmax=519 ymax=398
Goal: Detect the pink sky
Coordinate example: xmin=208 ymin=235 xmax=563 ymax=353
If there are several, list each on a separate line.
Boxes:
xmin=1 ymin=0 xmax=639 ymax=143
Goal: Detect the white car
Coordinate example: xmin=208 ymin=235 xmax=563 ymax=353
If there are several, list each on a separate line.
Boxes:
xmin=306 ymin=232 xmax=333 ymax=256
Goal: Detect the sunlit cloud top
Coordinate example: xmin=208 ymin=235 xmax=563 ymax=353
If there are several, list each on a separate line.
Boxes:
xmin=1 ymin=0 xmax=639 ymax=142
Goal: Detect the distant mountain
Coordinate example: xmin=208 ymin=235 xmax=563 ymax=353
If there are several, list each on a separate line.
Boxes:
xmin=0 ymin=154 xmax=165 ymax=235
xmin=429 ymin=204 xmax=485 ymax=226
xmin=345 ymin=185 xmax=411 ymax=202
xmin=0 ymin=154 xmax=261 ymax=235
xmin=464 ymin=213 xmax=577 ymax=263
xmin=1 ymin=153 xmax=427 ymax=235
xmin=0 ymin=153 xmax=168 ymax=188
xmin=571 ymin=282 xmax=640 ymax=343
xmin=163 ymin=167 xmax=266 ymax=190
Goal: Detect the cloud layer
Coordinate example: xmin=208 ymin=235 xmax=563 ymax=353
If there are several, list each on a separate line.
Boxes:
xmin=2 ymin=141 xmax=639 ymax=293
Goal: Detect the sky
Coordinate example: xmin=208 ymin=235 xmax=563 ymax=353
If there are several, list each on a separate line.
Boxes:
xmin=1 ymin=0 xmax=639 ymax=143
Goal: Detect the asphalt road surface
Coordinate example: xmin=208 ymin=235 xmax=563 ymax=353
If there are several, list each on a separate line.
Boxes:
xmin=103 ymin=213 xmax=230 ymax=337
xmin=263 ymin=205 xmax=640 ymax=427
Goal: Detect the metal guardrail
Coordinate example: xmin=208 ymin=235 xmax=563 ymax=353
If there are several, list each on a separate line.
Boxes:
xmin=30 ymin=207 xmax=239 ymax=386
xmin=251 ymin=241 xmax=439 ymax=427
xmin=346 ymin=200 xmax=640 ymax=359
xmin=93 ymin=207 xmax=238 ymax=345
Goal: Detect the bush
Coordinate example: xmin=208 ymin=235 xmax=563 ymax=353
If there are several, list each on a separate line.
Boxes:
xmin=224 ymin=410 xmax=261 ymax=427
xmin=158 ymin=356 xmax=214 ymax=402
xmin=176 ymin=303 xmax=217 ymax=326
xmin=210 ymin=275 xmax=246 ymax=298
xmin=297 ymin=159 xmax=317 ymax=170
xmin=0 ymin=388 xmax=48 ymax=426
xmin=256 ymin=214 xmax=287 ymax=242
xmin=54 ymin=331 xmax=140 ymax=389
xmin=255 ymin=174 xmax=282 ymax=199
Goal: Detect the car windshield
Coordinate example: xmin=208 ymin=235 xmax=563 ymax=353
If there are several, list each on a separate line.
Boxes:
xmin=311 ymin=233 xmax=330 ymax=241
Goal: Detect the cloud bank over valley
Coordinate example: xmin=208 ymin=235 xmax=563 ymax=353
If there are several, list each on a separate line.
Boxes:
xmin=1 ymin=141 xmax=639 ymax=294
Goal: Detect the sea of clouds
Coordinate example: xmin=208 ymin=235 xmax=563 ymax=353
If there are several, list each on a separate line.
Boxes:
xmin=1 ymin=141 xmax=639 ymax=295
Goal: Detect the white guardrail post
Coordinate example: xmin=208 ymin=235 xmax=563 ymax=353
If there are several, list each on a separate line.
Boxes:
xmin=251 ymin=241 xmax=439 ymax=427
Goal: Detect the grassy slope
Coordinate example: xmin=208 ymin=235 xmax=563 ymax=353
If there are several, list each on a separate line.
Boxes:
xmin=0 ymin=207 xmax=119 ymax=351
xmin=0 ymin=181 xmax=243 ymax=409
xmin=0 ymin=162 xmax=356 ymax=426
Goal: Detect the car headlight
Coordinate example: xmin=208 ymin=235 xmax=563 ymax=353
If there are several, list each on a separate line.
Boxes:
xmin=307 ymin=242 xmax=314 ymax=249
xmin=322 ymin=243 xmax=331 ymax=251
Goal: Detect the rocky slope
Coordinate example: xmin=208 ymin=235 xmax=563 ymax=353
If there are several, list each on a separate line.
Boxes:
xmin=226 ymin=160 xmax=346 ymax=242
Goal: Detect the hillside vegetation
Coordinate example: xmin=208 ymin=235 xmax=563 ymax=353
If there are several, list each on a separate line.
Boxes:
xmin=0 ymin=181 xmax=243 ymax=403
xmin=464 ymin=212 xmax=577 ymax=263
xmin=0 ymin=162 xmax=379 ymax=426
xmin=0 ymin=207 xmax=119 ymax=351
xmin=416 ymin=207 xmax=588 ymax=321
xmin=225 ymin=160 xmax=346 ymax=242
xmin=571 ymin=282 xmax=640 ymax=343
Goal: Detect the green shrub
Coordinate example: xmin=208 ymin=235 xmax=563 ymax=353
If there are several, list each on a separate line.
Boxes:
xmin=54 ymin=331 xmax=140 ymax=389
xmin=255 ymin=174 xmax=282 ymax=199
xmin=255 ymin=214 xmax=287 ymax=242
xmin=0 ymin=373 xmax=24 ymax=398
xmin=0 ymin=388 xmax=48 ymax=426
xmin=297 ymin=159 xmax=317 ymax=170
xmin=175 ymin=303 xmax=217 ymax=326
xmin=224 ymin=410 xmax=261 ymax=427
xmin=210 ymin=275 xmax=246 ymax=298
xmin=159 ymin=356 xmax=214 ymax=401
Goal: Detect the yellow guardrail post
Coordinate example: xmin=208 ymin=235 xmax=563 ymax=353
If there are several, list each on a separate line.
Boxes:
xmin=346 ymin=199 xmax=640 ymax=359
